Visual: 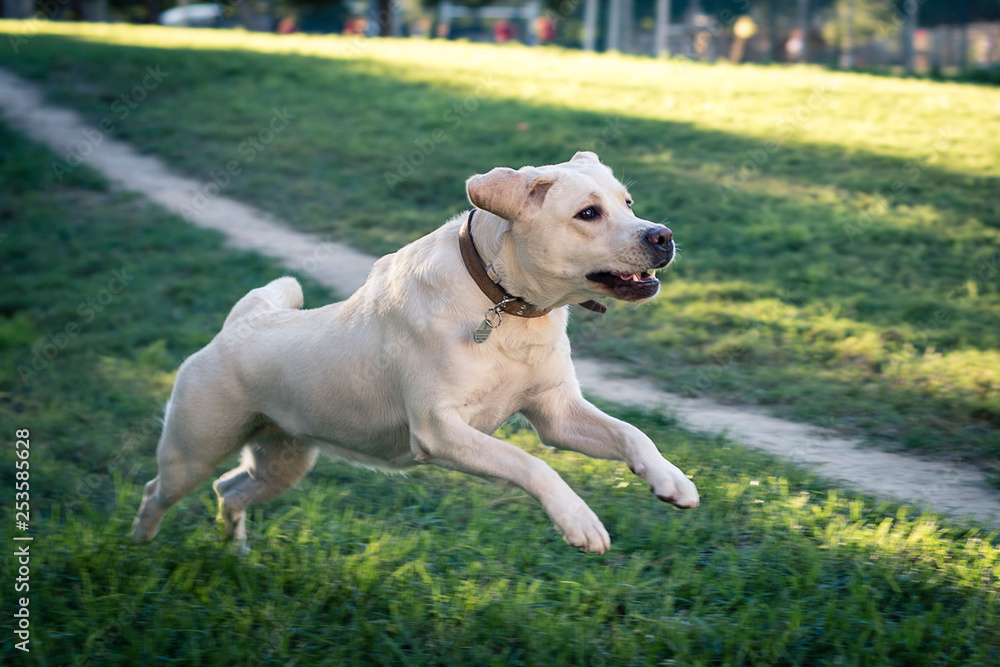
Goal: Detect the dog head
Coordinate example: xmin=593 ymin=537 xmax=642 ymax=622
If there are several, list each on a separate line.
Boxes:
xmin=466 ymin=151 xmax=673 ymax=309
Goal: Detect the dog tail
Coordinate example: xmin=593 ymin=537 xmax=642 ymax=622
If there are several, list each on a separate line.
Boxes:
xmin=223 ymin=276 xmax=304 ymax=328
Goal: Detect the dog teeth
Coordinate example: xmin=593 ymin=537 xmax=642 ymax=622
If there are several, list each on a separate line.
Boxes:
xmin=614 ymin=271 xmax=658 ymax=283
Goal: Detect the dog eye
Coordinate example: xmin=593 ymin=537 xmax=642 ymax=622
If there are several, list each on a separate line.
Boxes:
xmin=575 ymin=207 xmax=599 ymax=221
xmin=625 ymin=199 xmax=633 ymax=209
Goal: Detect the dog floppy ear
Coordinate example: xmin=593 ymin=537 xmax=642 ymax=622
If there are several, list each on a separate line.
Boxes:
xmin=467 ymin=167 xmax=555 ymax=221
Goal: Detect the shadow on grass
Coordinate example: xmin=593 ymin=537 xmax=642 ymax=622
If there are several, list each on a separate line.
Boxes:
xmin=2 ymin=35 xmax=996 ymax=310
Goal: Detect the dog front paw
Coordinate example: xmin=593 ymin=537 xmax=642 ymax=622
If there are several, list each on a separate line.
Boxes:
xmin=651 ymin=474 xmax=700 ymax=509
xmin=631 ymin=458 xmax=700 ymax=510
xmin=553 ymin=503 xmax=611 ymax=554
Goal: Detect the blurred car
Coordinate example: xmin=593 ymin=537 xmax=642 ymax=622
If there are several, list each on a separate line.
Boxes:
xmin=159 ymin=3 xmax=227 ymax=28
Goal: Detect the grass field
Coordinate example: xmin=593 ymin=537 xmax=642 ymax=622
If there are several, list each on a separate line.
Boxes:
xmin=2 ymin=118 xmax=1000 ymax=665
xmin=1 ymin=23 xmax=997 ymax=476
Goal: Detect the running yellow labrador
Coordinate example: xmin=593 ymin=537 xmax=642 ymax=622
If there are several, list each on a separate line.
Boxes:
xmin=132 ymin=152 xmax=699 ymax=554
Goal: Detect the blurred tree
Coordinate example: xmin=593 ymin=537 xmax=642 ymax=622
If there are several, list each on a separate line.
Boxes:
xmin=370 ymin=0 xmax=397 ymax=35
xmin=908 ymin=0 xmax=1000 ymax=71
xmin=838 ymin=0 xmax=855 ymax=67
xmin=820 ymin=0 xmax=897 ymax=64
xmin=654 ymin=0 xmax=670 ymax=55
xmin=918 ymin=0 xmax=1000 ymax=26
xmin=281 ymin=0 xmax=397 ymax=35
xmin=143 ymin=0 xmax=159 ymax=21
xmin=3 ymin=0 xmax=34 ymax=17
xmin=104 ymin=0 xmax=160 ymax=22
xmin=237 ymin=0 xmax=274 ymax=30
xmin=583 ymin=0 xmax=598 ymax=49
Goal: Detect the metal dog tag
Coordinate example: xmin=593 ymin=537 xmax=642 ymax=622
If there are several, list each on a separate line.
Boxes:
xmin=474 ymin=307 xmax=503 ymax=344
xmin=474 ymin=319 xmax=493 ymax=344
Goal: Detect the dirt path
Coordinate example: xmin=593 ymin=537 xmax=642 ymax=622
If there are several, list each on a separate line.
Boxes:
xmin=3 ymin=68 xmax=997 ymax=525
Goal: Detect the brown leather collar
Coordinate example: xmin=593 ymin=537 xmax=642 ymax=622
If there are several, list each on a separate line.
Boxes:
xmin=459 ymin=209 xmax=606 ymax=319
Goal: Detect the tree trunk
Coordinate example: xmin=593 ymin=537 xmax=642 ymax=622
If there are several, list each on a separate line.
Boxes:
xmin=729 ymin=36 xmax=745 ymax=63
xmin=959 ymin=0 xmax=970 ymax=69
xmin=4 ymin=0 xmax=35 ymax=17
xmin=839 ymin=0 xmax=854 ymax=69
xmin=370 ymin=0 xmax=393 ymax=37
xmin=583 ymin=0 xmax=598 ymax=51
xmin=766 ymin=2 xmax=779 ymax=62
xmin=142 ymin=0 xmax=160 ymax=23
xmin=620 ymin=0 xmax=632 ymax=53
xmin=525 ymin=0 xmax=540 ymax=46
xmin=796 ymin=0 xmax=809 ymax=62
xmin=901 ymin=0 xmax=918 ymax=73
xmin=235 ymin=0 xmax=268 ymax=32
xmin=654 ymin=0 xmax=670 ymax=57
xmin=607 ymin=0 xmax=621 ymax=52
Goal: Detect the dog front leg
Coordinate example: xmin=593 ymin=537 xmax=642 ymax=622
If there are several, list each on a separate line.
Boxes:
xmin=412 ymin=413 xmax=611 ymax=554
xmin=523 ymin=385 xmax=699 ymax=509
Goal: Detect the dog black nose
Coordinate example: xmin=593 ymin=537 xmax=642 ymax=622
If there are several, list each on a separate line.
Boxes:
xmin=646 ymin=226 xmax=673 ymax=249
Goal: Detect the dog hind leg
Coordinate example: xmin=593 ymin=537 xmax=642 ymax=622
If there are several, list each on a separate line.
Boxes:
xmin=131 ymin=355 xmax=256 ymax=542
xmin=131 ymin=413 xmax=242 ymax=542
xmin=213 ymin=435 xmax=318 ymax=551
xmin=132 ymin=278 xmax=306 ymax=544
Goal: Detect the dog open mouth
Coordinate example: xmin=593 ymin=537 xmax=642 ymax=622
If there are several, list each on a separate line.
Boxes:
xmin=586 ymin=269 xmax=660 ymax=301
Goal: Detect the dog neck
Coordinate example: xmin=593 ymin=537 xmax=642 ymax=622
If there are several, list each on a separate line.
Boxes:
xmin=460 ymin=209 xmax=606 ymax=316
xmin=460 ymin=210 xmax=551 ymax=318
xmin=462 ymin=209 xmax=507 ymax=279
